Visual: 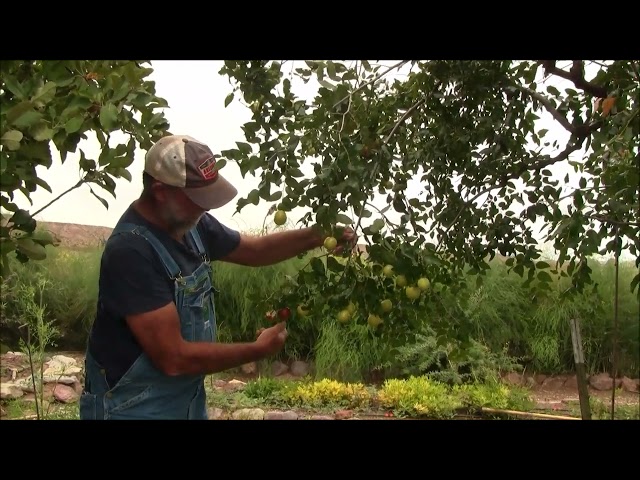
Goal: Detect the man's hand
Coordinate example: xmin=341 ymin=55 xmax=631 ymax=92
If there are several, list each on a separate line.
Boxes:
xmin=255 ymin=322 xmax=288 ymax=357
xmin=311 ymin=224 xmax=359 ymax=253
xmin=330 ymin=225 xmax=358 ymax=254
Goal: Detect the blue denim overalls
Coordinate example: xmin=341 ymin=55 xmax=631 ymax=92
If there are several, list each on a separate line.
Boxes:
xmin=80 ymin=222 xmax=217 ymax=420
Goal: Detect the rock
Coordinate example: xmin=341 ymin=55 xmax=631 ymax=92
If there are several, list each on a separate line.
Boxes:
xmin=43 ymin=355 xmax=82 ymax=377
xmin=232 ymin=408 xmax=265 ymax=420
xmin=208 ymin=407 xmax=227 ymax=420
xmin=52 ymin=384 xmax=79 ymax=403
xmin=589 ymin=373 xmax=621 ymax=391
xmin=620 ymin=377 xmax=639 ymax=393
xmin=271 ymin=361 xmax=289 ymax=376
xmin=73 ymin=381 xmax=83 ymax=395
xmin=309 ymin=414 xmax=334 ymax=420
xmin=213 ymin=379 xmax=227 ymax=389
xmin=541 ymin=375 xmax=567 ymax=390
xmin=46 ymin=375 xmax=79 ymax=385
xmin=240 ymin=362 xmax=257 ymax=375
xmin=1 ymin=382 xmax=24 ymax=400
xmin=290 ymin=360 xmax=309 ymax=377
xmin=534 ymin=374 xmax=547 ymax=385
xmin=19 ymin=374 xmax=79 ymax=387
xmin=224 ymin=379 xmax=246 ymax=392
xmin=335 ymin=409 xmax=353 ymax=420
xmin=14 ymin=377 xmax=36 ymax=393
xmin=264 ymin=410 xmax=298 ymax=420
xmin=502 ymin=372 xmax=523 ymax=386
xmin=564 ymin=375 xmax=578 ymax=389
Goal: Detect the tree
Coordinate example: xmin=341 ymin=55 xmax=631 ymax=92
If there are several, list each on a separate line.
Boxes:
xmin=0 ymin=60 xmax=172 ymax=278
xmin=216 ymin=60 xmax=639 ymax=345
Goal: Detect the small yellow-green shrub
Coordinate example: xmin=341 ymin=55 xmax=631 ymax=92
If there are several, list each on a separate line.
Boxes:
xmin=282 ymin=378 xmax=372 ymax=408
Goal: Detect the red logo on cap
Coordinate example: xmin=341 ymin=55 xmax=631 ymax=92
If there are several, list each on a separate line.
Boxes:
xmin=198 ymin=156 xmax=218 ymax=181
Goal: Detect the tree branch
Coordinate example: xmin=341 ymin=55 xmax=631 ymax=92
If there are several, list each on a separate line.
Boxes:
xmin=433 ymin=119 xmax=604 ymax=242
xmin=332 ymin=60 xmax=409 ymax=108
xmin=384 ymin=98 xmax=426 ymax=144
xmin=539 ymin=60 xmax=608 ymax=98
xmin=353 ymin=96 xmax=426 ymax=237
xmin=515 ymin=85 xmax=574 ymax=133
xmin=31 ymin=179 xmax=85 ymax=218
xmin=630 ymin=61 xmax=640 ymax=83
xmin=366 ymin=201 xmax=400 ymax=229
xmin=590 ymin=215 xmax=640 ymax=227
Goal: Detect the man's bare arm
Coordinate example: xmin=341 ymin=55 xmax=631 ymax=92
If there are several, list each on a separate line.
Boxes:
xmin=126 ymin=302 xmax=269 ymax=376
xmin=221 ymin=227 xmax=323 ymax=267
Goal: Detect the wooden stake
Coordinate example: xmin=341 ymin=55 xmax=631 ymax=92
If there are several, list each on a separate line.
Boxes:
xmin=569 ymin=317 xmax=592 ymax=420
xmin=481 ymin=407 xmax=580 ymax=420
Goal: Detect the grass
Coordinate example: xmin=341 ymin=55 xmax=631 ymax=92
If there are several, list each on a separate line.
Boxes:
xmin=1 ymin=234 xmax=638 ymax=384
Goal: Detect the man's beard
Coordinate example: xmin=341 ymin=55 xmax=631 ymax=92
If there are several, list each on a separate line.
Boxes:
xmin=161 ymin=204 xmax=202 ymax=239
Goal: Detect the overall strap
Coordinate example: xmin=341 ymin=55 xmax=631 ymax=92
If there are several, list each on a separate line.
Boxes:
xmin=188 ymin=226 xmax=208 ymax=262
xmin=111 ymin=222 xmax=182 ymax=280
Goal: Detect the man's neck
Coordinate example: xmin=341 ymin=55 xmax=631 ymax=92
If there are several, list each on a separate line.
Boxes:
xmin=131 ymin=198 xmax=185 ymax=243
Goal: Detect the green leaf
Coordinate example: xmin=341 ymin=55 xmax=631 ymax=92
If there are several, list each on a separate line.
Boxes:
xmin=310 ymin=257 xmax=325 ymax=276
xmin=65 ymin=116 xmax=85 ymax=133
xmin=1 ymin=130 xmax=23 ymax=150
xmin=30 ymin=229 xmax=60 ymax=247
xmin=3 ymin=75 xmax=26 ymax=99
xmin=30 ymin=120 xmax=54 ymax=141
xmin=12 ymin=109 xmax=42 ymax=128
xmin=89 ymin=187 xmax=109 ymax=209
xmin=336 ymin=214 xmax=353 ymax=225
xmin=370 ymin=219 xmax=385 ymax=233
xmin=5 ymin=101 xmax=35 ymax=124
xmin=34 ymin=177 xmax=52 ymax=193
xmin=0 ymin=239 xmax=16 ymax=256
xmin=631 ymin=272 xmax=640 ymax=294
xmin=537 ymin=271 xmax=553 ymax=282
xmin=32 ymin=81 xmax=57 ymax=105
xmin=16 ymin=237 xmax=47 ymax=260
xmin=224 ymin=92 xmax=234 ymax=107
xmin=214 ymin=158 xmax=227 ymax=171
xmin=99 ymin=103 xmax=119 ymax=131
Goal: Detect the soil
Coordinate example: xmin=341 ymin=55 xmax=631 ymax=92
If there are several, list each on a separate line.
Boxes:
xmin=1 ymin=350 xmax=638 ymax=420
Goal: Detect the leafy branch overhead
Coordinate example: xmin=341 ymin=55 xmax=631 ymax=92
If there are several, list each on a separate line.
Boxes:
xmin=0 ymin=60 xmax=172 ymax=275
xmin=217 ymin=60 xmax=639 ymax=303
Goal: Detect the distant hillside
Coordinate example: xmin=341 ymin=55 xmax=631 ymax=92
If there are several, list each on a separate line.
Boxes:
xmin=39 ymin=221 xmax=113 ymax=249
xmin=0 ymin=213 xmax=114 ymax=250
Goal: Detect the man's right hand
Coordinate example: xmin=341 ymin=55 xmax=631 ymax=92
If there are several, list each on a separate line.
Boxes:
xmin=255 ymin=321 xmax=288 ymax=357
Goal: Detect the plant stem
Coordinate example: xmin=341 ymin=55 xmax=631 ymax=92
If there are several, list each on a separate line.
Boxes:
xmin=25 ymin=328 xmax=40 ymax=420
xmin=31 ymin=179 xmax=85 ymax=219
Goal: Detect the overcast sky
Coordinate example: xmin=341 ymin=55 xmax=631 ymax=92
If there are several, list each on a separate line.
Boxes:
xmin=7 ymin=60 xmax=627 ymax=260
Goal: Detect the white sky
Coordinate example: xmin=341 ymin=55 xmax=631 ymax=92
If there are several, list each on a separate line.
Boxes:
xmin=6 ymin=60 xmax=630 ymax=260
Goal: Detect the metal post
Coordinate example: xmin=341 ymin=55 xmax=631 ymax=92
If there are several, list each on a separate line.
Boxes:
xmin=569 ymin=317 xmax=591 ymax=420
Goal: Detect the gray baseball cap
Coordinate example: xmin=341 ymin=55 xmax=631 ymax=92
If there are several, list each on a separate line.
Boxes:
xmin=144 ymin=135 xmax=237 ymax=210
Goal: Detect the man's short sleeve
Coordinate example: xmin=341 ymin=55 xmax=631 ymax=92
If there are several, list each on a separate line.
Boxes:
xmin=99 ymin=234 xmax=175 ymax=317
xmin=198 ymin=213 xmax=241 ymax=260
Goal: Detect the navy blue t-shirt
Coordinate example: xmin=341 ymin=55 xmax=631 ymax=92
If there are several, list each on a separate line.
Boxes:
xmin=88 ymin=205 xmax=241 ymax=388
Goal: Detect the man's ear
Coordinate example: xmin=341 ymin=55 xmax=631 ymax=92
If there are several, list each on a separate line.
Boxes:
xmin=150 ymin=181 xmax=170 ymax=202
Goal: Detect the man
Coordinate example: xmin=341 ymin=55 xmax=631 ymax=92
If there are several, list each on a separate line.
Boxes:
xmin=80 ymin=134 xmax=356 ymax=420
